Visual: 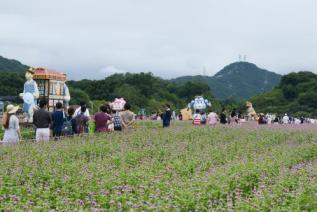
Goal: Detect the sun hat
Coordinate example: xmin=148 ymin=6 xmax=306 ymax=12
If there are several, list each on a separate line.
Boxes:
xmin=6 ymin=104 xmax=19 ymax=114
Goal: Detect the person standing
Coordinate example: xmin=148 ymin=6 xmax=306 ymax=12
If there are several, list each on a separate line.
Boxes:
xmin=161 ymin=104 xmax=172 ymax=128
xmin=282 ymin=113 xmax=289 ymax=124
xmin=112 ymin=110 xmax=122 ymax=131
xmin=33 ymin=99 xmax=52 ymax=142
xmin=74 ymin=101 xmax=90 ymax=118
xmin=63 ymin=107 xmax=77 ymax=135
xmin=220 ymin=108 xmax=227 ymax=124
xmin=193 ymin=110 xmax=202 ymax=126
xmin=2 ymin=104 xmax=21 ymax=143
xmin=95 ymin=105 xmax=112 ymax=132
xmin=75 ymin=106 xmax=89 ymax=134
xmin=230 ymin=108 xmax=238 ymax=124
xmin=207 ymin=111 xmax=219 ymax=126
xmin=120 ymin=103 xmax=135 ymax=129
xmin=52 ymin=102 xmax=64 ymax=138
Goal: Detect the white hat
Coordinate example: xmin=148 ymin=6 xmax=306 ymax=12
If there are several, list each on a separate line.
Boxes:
xmin=6 ymin=104 xmax=19 ymax=114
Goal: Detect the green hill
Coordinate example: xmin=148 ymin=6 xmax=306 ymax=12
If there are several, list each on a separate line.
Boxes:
xmin=0 ymin=55 xmax=29 ymax=72
xmin=250 ymin=71 xmax=317 ymax=117
xmin=172 ymin=62 xmax=282 ymax=101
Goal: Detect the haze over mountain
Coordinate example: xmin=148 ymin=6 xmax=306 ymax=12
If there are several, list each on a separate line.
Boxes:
xmin=173 ymin=62 xmax=282 ymax=100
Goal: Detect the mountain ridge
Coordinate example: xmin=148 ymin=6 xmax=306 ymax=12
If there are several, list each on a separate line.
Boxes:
xmin=172 ymin=62 xmax=282 ymax=100
xmin=0 ymin=55 xmax=29 ymax=72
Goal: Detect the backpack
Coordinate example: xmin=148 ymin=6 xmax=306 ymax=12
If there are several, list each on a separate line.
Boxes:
xmin=62 ymin=113 xmax=73 ymax=135
xmin=113 ymin=112 xmax=122 ymax=130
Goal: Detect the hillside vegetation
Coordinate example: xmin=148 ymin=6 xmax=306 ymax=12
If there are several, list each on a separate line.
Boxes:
xmin=251 ymin=71 xmax=317 ymax=117
xmin=68 ymin=72 xmax=221 ymax=113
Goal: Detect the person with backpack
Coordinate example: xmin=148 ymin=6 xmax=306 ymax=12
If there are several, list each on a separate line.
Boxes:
xmin=112 ymin=110 xmax=122 ymax=131
xmin=75 ymin=106 xmax=89 ymax=134
xmin=193 ymin=110 xmax=202 ymax=126
xmin=62 ymin=107 xmax=77 ymax=135
xmin=52 ymin=102 xmax=64 ymax=139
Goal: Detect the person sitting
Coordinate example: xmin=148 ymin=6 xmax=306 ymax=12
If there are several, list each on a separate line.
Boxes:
xmin=75 ymin=106 xmax=89 ymax=134
xmin=52 ymin=102 xmax=64 ymax=139
xmin=120 ymin=103 xmax=135 ymax=129
xmin=95 ymin=105 xmax=112 ymax=132
xmin=2 ymin=104 xmax=21 ymax=144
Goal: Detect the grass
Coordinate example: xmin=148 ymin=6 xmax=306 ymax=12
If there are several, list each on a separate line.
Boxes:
xmin=1 ymin=121 xmax=317 ymax=210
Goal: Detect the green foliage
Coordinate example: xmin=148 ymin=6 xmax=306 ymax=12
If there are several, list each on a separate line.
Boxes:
xmin=68 ymin=87 xmax=91 ymax=106
xmin=68 ymin=72 xmax=220 ymax=113
xmin=251 ymin=71 xmax=317 ymax=116
xmin=0 ymin=72 xmax=25 ymax=96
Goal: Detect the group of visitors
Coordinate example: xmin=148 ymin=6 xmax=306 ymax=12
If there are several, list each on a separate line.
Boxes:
xmin=1 ymin=99 xmax=135 ymax=144
xmin=192 ymin=108 xmax=243 ymax=126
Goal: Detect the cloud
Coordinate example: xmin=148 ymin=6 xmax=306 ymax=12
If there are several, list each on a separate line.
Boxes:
xmin=1 ymin=0 xmax=317 ymax=80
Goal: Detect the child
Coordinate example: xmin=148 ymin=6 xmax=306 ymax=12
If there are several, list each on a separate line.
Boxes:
xmin=193 ymin=110 xmax=202 ymax=125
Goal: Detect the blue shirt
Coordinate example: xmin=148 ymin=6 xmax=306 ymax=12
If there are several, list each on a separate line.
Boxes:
xmin=52 ymin=111 xmax=64 ymax=132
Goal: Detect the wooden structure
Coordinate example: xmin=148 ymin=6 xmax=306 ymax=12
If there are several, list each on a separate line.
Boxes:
xmin=33 ymin=67 xmax=67 ymax=112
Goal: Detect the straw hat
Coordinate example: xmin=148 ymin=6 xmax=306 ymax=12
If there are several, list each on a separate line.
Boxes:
xmin=6 ymin=104 xmax=19 ymax=114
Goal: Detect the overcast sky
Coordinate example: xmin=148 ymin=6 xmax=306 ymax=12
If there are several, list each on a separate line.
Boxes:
xmin=1 ymin=0 xmax=317 ymax=80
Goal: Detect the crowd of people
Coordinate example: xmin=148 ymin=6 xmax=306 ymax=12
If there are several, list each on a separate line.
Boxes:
xmin=1 ymin=101 xmax=317 ymax=144
xmin=1 ymin=99 xmax=136 ymax=144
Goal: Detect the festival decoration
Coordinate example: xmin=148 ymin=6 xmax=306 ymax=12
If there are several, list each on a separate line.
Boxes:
xmin=246 ymin=101 xmax=258 ymax=120
xmin=188 ymin=96 xmax=211 ymax=112
xmin=180 ymin=108 xmax=192 ymax=120
xmin=33 ymin=67 xmax=70 ymax=111
xmin=111 ymin=97 xmax=126 ymax=111
xmin=19 ymin=68 xmax=39 ymax=123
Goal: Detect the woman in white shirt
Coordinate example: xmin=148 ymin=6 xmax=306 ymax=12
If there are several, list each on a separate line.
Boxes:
xmin=2 ymin=104 xmax=22 ymax=143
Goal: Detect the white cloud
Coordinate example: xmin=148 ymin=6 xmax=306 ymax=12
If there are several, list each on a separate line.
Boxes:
xmin=1 ymin=0 xmax=317 ymax=80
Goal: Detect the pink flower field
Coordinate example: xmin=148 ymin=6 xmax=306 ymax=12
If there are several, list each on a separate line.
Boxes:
xmin=0 ymin=121 xmax=317 ymax=210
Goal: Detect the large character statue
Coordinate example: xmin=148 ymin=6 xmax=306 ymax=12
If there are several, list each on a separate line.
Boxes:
xmin=246 ymin=101 xmax=258 ymax=120
xmin=19 ymin=68 xmax=39 ymax=123
xmin=188 ymin=96 xmax=211 ymax=112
